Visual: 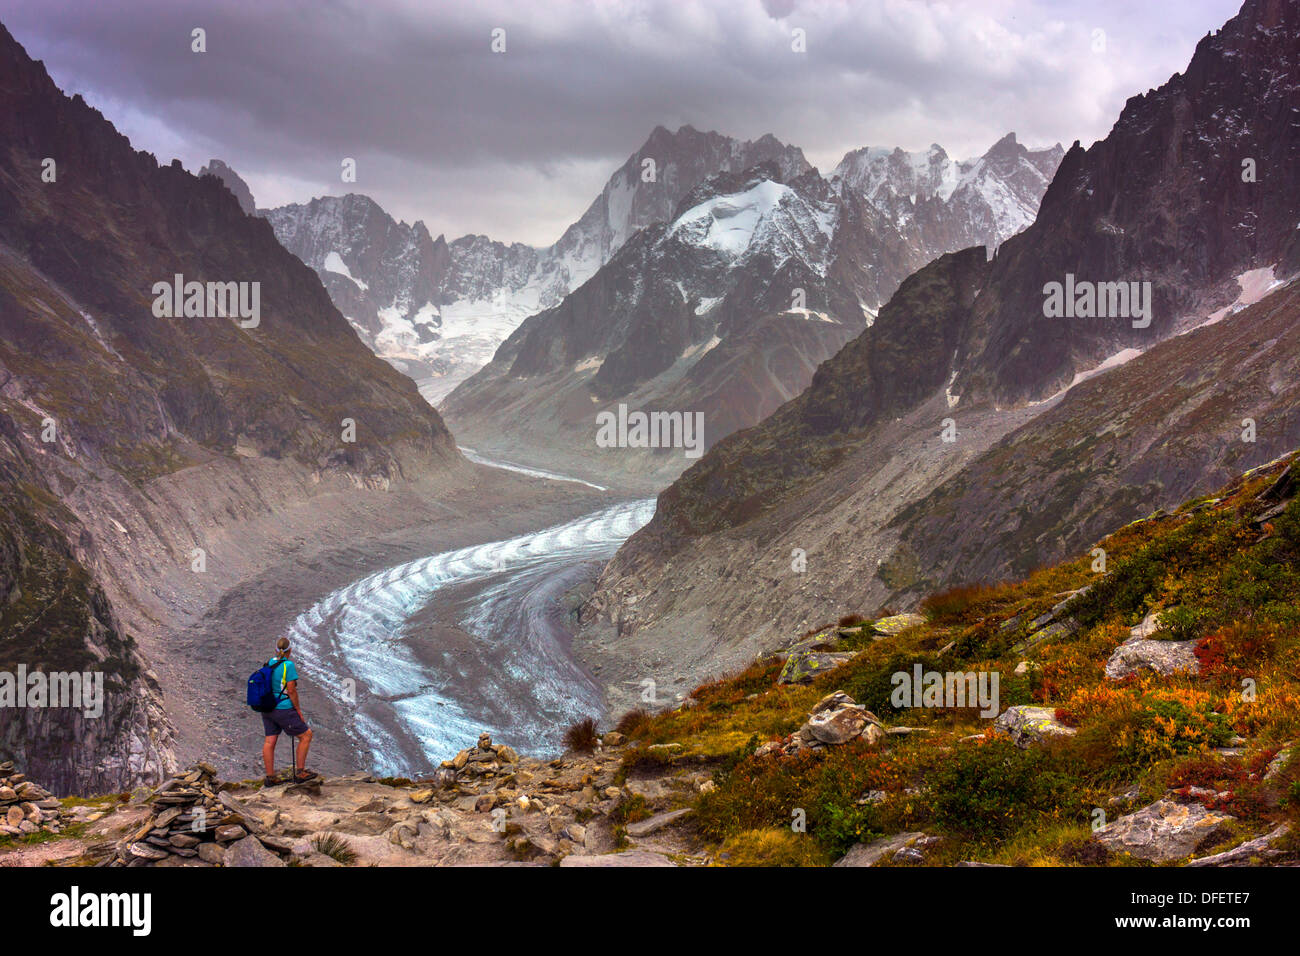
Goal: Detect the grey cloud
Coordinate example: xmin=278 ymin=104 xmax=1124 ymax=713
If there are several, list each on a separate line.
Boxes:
xmin=3 ymin=0 xmax=1243 ymax=245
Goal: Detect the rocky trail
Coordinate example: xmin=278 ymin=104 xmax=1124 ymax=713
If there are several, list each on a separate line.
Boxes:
xmin=0 ymin=733 xmax=713 ymax=868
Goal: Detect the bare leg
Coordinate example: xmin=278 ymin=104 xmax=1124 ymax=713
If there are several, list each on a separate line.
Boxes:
xmin=262 ymin=735 xmax=277 ymax=776
xmin=295 ymin=727 xmax=313 ymax=771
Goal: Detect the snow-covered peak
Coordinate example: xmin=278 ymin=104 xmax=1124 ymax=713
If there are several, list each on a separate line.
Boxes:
xmin=832 ymin=133 xmax=1064 ymax=249
xmin=667 ymin=177 xmax=835 ymax=269
xmin=833 ymin=143 xmax=960 ymax=203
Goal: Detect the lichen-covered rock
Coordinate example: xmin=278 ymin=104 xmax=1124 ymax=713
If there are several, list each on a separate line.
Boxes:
xmin=778 ymin=649 xmax=856 ymax=685
xmin=1093 ymin=799 xmax=1235 ymax=862
xmin=1104 ymin=624 xmax=1200 ymax=679
xmin=866 ymin=614 xmax=925 ymax=638
xmin=993 ymin=706 xmax=1076 ymax=747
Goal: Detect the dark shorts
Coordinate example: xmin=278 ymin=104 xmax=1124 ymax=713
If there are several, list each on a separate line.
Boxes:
xmin=262 ymin=708 xmax=310 ymax=737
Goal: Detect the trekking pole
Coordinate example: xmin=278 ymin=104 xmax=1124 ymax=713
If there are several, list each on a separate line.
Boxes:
xmin=288 ymin=709 xmax=305 ymax=782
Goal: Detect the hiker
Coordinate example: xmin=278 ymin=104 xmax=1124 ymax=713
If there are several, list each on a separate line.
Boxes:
xmin=260 ymin=637 xmax=317 ymax=785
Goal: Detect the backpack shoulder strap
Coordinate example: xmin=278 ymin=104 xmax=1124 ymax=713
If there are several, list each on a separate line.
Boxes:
xmin=270 ymin=656 xmax=291 ymax=699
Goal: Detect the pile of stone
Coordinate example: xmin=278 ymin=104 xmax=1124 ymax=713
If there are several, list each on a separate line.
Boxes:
xmin=107 ymin=762 xmax=292 ymax=867
xmin=440 ymin=733 xmax=519 ymax=779
xmin=755 ymin=691 xmax=884 ymax=757
xmin=0 ymin=760 xmax=64 ymax=837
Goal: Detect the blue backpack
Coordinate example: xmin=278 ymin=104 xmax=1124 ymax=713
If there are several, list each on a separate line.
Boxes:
xmin=246 ymin=658 xmax=289 ymax=713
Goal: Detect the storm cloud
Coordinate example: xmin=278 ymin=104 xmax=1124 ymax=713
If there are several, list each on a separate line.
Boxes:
xmin=4 ymin=0 xmax=1243 ymax=245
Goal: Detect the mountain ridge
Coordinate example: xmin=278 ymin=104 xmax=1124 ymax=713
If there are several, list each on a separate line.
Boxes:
xmin=580 ymin=0 xmax=1300 ymax=706
xmin=441 ymin=131 xmax=1062 ymax=486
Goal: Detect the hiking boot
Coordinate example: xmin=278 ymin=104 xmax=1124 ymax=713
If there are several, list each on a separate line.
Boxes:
xmin=292 ymin=769 xmax=320 ymax=783
xmin=263 ymin=774 xmax=280 ymax=786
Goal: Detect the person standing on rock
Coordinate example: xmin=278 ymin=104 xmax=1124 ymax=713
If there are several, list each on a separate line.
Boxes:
xmin=261 ymin=637 xmax=317 ymax=785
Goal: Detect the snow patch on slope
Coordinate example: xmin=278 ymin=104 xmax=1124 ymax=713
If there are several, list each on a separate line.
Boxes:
xmin=323 ymin=251 xmax=368 ymax=291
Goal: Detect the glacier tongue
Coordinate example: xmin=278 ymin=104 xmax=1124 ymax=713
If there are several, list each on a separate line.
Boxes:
xmin=283 ymin=497 xmax=655 ymax=774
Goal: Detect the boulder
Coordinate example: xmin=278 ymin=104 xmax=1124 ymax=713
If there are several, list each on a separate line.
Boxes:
xmin=197 ymin=842 xmax=226 ymax=865
xmin=993 ymin=706 xmax=1076 ymax=747
xmin=224 ymin=836 xmax=286 ymax=868
xmin=776 ymin=692 xmax=885 ymax=754
xmin=807 ymin=705 xmax=880 ymax=745
xmin=1185 ymin=824 xmax=1290 ymax=867
xmin=1105 ymin=630 xmax=1200 ymax=680
xmin=126 ymin=842 xmax=170 ymax=861
xmin=1093 ymin=799 xmax=1235 ymax=862
xmin=778 ymin=649 xmax=857 ymax=685
xmin=1264 ymin=743 xmax=1295 ymax=782
xmin=866 ymin=614 xmax=925 ymax=638
xmin=625 ymin=808 xmax=692 ymax=838
xmin=834 ymin=832 xmax=927 ymax=867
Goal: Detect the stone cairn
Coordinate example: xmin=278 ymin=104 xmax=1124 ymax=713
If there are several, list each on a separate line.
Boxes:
xmin=106 ymin=762 xmax=294 ymax=867
xmin=443 ymin=732 xmax=519 ymax=778
xmin=754 ymin=691 xmax=885 ymax=757
xmin=0 ymin=760 xmax=65 ymax=837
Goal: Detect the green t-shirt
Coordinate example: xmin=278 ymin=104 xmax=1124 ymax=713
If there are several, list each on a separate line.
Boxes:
xmin=267 ymin=657 xmax=298 ymax=709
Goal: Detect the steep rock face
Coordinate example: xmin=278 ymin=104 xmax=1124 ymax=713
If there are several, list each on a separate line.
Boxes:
xmin=198 ymin=159 xmax=257 ymax=216
xmin=629 ymin=246 xmax=990 ymax=546
xmin=0 ymin=28 xmax=454 ymax=478
xmin=443 ymin=133 xmax=1060 ymax=486
xmin=0 ymin=21 xmax=460 ymax=789
xmin=832 ymin=134 xmax=1063 ymax=257
xmin=582 ymin=0 xmax=1300 ymax=691
xmin=261 ymin=126 xmax=811 ymax=402
xmin=263 ymin=194 xmax=454 ymax=371
xmin=0 ymin=442 xmax=175 ymax=794
xmin=953 ymin=0 xmax=1300 ymax=407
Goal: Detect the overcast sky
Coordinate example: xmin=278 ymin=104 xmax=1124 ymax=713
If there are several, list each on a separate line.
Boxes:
xmin=5 ymin=0 xmax=1243 ymax=246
